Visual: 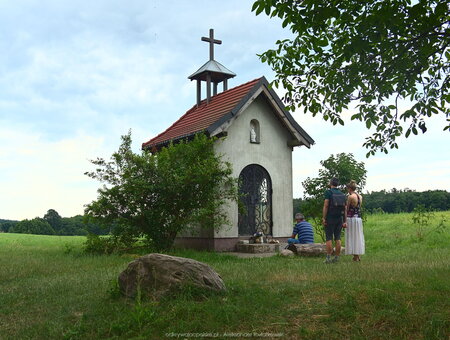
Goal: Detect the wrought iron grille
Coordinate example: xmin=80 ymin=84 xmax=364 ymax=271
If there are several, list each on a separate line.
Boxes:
xmin=238 ymin=164 xmax=272 ymax=236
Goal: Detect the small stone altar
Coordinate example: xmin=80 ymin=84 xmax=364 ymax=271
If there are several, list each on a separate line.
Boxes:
xmin=235 ymin=237 xmax=281 ymax=253
xmin=235 ymin=243 xmax=281 ymax=253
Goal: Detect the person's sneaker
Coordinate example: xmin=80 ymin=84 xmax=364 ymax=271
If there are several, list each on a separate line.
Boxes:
xmin=324 ymin=256 xmax=332 ymax=264
xmin=331 ymin=256 xmax=339 ymax=263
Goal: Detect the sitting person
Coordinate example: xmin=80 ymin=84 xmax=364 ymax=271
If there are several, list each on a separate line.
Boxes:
xmin=287 ymin=213 xmax=314 ymax=245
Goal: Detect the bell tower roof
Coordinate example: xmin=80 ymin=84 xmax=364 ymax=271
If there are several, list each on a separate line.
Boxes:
xmin=189 ymin=28 xmax=236 ymax=106
xmin=188 ymin=59 xmax=236 ymax=82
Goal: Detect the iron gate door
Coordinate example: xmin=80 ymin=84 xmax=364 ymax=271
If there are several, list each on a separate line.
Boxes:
xmin=238 ymin=164 xmax=272 ymax=236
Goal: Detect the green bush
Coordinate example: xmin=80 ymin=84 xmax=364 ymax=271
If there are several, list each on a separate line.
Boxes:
xmin=83 ymin=234 xmax=124 ymax=254
xmin=83 ymin=233 xmax=150 ymax=255
xmin=85 ymin=132 xmax=238 ymax=251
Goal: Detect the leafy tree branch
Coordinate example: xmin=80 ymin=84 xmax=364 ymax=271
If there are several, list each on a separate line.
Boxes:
xmin=252 ymin=0 xmax=450 ymax=156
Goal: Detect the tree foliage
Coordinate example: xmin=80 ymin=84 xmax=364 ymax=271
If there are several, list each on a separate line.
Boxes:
xmin=84 ymin=132 xmax=238 ymax=251
xmin=1 ymin=212 xmax=105 ymax=236
xmin=10 ymin=218 xmax=55 ymax=235
xmin=252 ymin=0 xmax=450 ymax=155
xmin=364 ymin=189 xmax=450 ymax=213
xmin=299 ymin=153 xmax=367 ymax=241
xmin=0 ymin=219 xmax=18 ymax=232
xmin=44 ymin=209 xmax=62 ymax=232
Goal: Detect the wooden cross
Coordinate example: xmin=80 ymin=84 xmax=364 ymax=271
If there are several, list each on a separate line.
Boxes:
xmin=201 ymin=28 xmax=222 ymax=61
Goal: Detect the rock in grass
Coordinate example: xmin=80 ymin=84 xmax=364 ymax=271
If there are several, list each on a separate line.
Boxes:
xmin=280 ymin=249 xmax=294 ymax=257
xmin=118 ymin=253 xmax=226 ymax=299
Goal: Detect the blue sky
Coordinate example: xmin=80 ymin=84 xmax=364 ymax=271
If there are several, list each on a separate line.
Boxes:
xmin=1 ymin=0 xmax=449 ymax=220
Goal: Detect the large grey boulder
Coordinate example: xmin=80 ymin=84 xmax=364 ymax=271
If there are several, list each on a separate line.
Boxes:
xmin=118 ymin=253 xmax=226 ymax=299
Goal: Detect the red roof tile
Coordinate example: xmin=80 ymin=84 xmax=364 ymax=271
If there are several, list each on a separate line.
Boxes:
xmin=142 ymin=77 xmax=263 ymax=149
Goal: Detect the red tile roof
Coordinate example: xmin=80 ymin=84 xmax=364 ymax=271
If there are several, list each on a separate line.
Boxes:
xmin=142 ymin=77 xmax=263 ymax=150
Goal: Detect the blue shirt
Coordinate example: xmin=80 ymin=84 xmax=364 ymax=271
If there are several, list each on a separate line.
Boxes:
xmin=292 ymin=221 xmax=314 ymax=244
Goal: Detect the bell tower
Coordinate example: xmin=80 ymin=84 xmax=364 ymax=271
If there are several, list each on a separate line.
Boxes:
xmin=188 ymin=29 xmax=236 ymax=106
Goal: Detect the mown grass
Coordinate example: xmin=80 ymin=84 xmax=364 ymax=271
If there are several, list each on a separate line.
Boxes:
xmin=0 ymin=212 xmax=449 ymax=340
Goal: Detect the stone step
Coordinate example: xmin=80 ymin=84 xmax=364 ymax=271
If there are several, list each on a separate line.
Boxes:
xmin=235 ymin=243 xmax=281 ymax=253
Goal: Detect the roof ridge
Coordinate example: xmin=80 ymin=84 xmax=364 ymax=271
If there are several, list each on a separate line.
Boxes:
xmin=142 ymin=77 xmax=263 ymax=149
xmin=186 ymin=77 xmax=264 ymax=112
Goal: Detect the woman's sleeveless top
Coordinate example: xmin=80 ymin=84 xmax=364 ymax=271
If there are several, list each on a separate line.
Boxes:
xmin=347 ymin=193 xmax=361 ymax=218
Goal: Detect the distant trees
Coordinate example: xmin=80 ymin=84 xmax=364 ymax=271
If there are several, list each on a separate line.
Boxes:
xmin=0 ymin=219 xmax=18 ymax=232
xmin=364 ymin=189 xmax=450 ymax=213
xmin=10 ymin=218 xmax=55 ymax=235
xmin=2 ymin=210 xmax=106 ymax=236
xmin=44 ymin=209 xmax=62 ymax=232
xmin=293 ymin=198 xmax=303 ymax=218
xmin=294 ymin=189 xmax=450 ymax=217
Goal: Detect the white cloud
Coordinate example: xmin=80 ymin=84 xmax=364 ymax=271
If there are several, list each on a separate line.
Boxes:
xmin=0 ymin=126 xmax=108 ymax=220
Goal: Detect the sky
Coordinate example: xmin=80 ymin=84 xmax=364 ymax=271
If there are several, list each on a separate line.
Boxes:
xmin=1 ymin=0 xmax=449 ymax=221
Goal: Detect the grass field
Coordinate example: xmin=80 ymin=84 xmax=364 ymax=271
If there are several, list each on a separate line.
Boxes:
xmin=0 ymin=211 xmax=449 ymax=340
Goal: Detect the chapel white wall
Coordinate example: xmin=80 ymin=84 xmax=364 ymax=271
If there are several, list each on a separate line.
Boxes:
xmin=214 ymin=94 xmax=294 ymax=238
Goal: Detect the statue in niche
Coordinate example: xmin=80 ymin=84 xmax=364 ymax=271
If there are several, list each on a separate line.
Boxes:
xmin=250 ymin=126 xmax=257 ymax=143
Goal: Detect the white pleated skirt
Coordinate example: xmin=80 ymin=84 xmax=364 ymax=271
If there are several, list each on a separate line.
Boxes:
xmin=345 ymin=217 xmax=365 ymax=255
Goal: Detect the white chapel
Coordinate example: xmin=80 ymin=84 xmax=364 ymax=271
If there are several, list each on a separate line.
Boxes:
xmin=142 ymin=29 xmax=314 ymax=251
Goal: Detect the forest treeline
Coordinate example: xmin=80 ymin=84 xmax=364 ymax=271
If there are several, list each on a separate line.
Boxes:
xmin=0 ymin=209 xmax=107 ymax=235
xmin=2 ymin=189 xmax=449 ymax=236
xmin=294 ymin=189 xmax=450 ymax=215
xmin=363 ymin=189 xmax=450 ymax=213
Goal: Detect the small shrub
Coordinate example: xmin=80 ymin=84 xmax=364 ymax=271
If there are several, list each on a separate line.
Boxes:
xmin=108 ymin=279 xmax=122 ymax=300
xmin=83 ymin=234 xmax=122 ymax=254
xmin=63 ymin=243 xmax=75 ymax=254
xmin=371 ymin=207 xmax=385 ymax=215
xmin=310 ymin=218 xmax=326 ymax=243
xmin=83 ymin=233 xmax=151 ymax=255
xmin=411 ymin=205 xmax=434 ymax=240
xmin=435 ymin=214 xmax=448 ymax=234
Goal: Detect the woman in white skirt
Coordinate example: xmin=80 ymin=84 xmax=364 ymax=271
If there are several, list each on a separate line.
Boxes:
xmin=345 ymin=180 xmax=365 ymax=261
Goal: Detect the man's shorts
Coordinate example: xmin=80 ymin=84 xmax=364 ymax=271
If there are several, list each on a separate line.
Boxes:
xmin=325 ymin=220 xmax=342 ymax=241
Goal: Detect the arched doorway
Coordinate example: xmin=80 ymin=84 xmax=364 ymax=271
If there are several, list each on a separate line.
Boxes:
xmin=238 ymin=164 xmax=272 ymax=236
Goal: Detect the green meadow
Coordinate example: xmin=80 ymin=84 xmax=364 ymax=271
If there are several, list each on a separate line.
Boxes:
xmin=0 ymin=211 xmax=449 ymax=340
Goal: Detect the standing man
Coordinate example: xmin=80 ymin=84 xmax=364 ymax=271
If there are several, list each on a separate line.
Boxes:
xmin=322 ymin=177 xmax=347 ymax=263
xmin=287 ymin=213 xmax=314 ymax=245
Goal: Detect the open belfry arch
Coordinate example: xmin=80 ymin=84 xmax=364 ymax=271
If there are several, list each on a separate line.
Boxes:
xmin=143 ymin=29 xmax=314 ymax=251
xmin=189 ymin=28 xmax=236 ymax=106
